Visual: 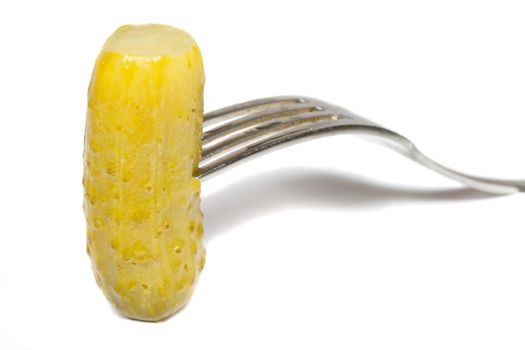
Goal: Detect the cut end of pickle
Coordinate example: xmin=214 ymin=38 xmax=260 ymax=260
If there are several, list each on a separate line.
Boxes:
xmin=103 ymin=24 xmax=197 ymax=57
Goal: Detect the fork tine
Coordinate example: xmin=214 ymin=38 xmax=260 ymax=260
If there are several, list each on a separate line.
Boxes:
xmin=202 ymin=110 xmax=340 ymax=160
xmin=203 ymin=96 xmax=308 ymax=129
xmin=203 ymin=103 xmax=323 ymax=143
xmin=198 ymin=118 xmax=369 ymax=177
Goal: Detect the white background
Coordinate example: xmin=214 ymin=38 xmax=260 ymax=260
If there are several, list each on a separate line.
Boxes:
xmin=0 ymin=0 xmax=524 ymax=349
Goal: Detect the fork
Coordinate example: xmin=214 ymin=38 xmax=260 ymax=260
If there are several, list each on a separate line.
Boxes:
xmin=197 ymin=96 xmax=524 ymax=195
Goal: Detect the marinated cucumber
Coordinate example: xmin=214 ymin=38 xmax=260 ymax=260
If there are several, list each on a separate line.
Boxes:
xmin=83 ymin=24 xmax=205 ymax=321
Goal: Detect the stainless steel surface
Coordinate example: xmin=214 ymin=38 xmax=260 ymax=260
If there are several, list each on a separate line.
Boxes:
xmin=197 ymin=96 xmax=524 ymax=194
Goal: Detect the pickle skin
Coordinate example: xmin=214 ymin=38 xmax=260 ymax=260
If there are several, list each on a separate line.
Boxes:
xmin=83 ymin=24 xmax=205 ymax=321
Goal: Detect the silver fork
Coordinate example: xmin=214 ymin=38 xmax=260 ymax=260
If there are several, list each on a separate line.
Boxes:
xmin=197 ymin=96 xmax=524 ymax=194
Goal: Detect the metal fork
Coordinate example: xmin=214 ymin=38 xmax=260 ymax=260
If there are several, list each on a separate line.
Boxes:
xmin=197 ymin=96 xmax=524 ymax=194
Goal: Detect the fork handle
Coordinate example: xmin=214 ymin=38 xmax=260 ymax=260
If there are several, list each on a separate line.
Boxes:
xmin=360 ymin=127 xmax=525 ymax=194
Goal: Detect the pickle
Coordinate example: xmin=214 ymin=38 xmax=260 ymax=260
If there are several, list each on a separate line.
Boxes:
xmin=83 ymin=24 xmax=205 ymax=321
